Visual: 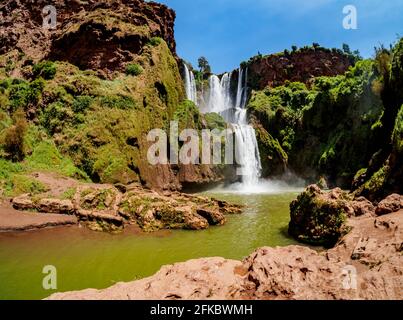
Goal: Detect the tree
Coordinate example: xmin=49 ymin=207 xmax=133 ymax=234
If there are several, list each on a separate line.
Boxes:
xmin=291 ymin=45 xmax=298 ymax=52
xmin=342 ymin=43 xmax=351 ymax=54
xmin=198 ymin=56 xmax=211 ymax=74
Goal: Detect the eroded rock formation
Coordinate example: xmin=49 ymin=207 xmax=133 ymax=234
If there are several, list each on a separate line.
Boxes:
xmin=12 ymin=183 xmax=242 ymax=232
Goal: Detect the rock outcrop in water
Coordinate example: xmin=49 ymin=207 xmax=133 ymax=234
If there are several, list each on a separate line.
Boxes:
xmin=46 ymin=203 xmax=403 ymax=300
xmin=11 ymin=178 xmax=242 ymax=232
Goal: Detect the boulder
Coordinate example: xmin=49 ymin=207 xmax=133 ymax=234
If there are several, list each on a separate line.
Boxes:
xmin=196 ymin=207 xmax=226 ymax=225
xmin=376 ymin=194 xmax=403 ymax=216
xmin=288 ymin=185 xmax=350 ymax=246
xmin=350 ymin=197 xmax=376 ymax=217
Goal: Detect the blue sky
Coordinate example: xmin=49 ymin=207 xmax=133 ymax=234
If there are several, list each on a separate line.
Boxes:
xmin=157 ymin=0 xmax=403 ymax=74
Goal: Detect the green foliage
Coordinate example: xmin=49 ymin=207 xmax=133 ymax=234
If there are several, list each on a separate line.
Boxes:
xmin=8 ymin=78 xmax=44 ymax=112
xmin=204 ymin=112 xmax=226 ymax=131
xmin=99 ymin=95 xmax=136 ymax=109
xmin=72 ymin=95 xmax=93 ymax=113
xmin=198 ymin=56 xmax=211 ymax=74
xmin=392 ymin=105 xmax=403 ymax=153
xmin=173 ymin=100 xmax=201 ymax=131
xmin=60 ymin=187 xmax=76 ymax=200
xmin=4 ymin=174 xmax=48 ymax=197
xmin=40 ymin=101 xmax=74 ymax=134
xmin=1 ymin=109 xmax=28 ymax=161
xmin=125 ymin=63 xmax=143 ymax=76
xmin=92 ymin=145 xmax=129 ymax=184
xmin=0 ymin=159 xmax=23 ymax=180
xmin=249 ymin=58 xmax=383 ymax=186
xmin=32 ymin=61 xmax=57 ymax=80
xmin=148 ymin=37 xmax=162 ymax=47
xmin=25 ymin=140 xmax=89 ymax=180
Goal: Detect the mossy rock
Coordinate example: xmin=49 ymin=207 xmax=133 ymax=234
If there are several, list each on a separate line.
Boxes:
xmin=288 ymin=185 xmax=349 ymax=247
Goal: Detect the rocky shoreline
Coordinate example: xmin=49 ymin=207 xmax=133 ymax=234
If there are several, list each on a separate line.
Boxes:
xmin=4 ymin=173 xmax=242 ymax=233
xmin=46 ymin=186 xmax=403 ymax=300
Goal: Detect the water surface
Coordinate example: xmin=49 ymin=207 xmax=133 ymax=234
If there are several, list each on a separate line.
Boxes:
xmin=0 ymin=191 xmax=299 ymax=300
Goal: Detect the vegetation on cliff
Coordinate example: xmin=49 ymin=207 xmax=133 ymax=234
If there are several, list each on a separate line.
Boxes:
xmin=248 ymin=38 xmax=403 ymax=195
xmin=0 ymin=0 xmax=226 ymax=197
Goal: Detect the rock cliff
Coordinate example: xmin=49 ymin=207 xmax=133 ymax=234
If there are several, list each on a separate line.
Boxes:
xmin=0 ymin=0 xmax=224 ymax=191
xmin=246 ymin=47 xmax=352 ymax=90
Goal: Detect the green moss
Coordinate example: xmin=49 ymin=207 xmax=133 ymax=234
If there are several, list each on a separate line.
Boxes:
xmin=392 ymin=105 xmax=403 ymax=154
xmin=99 ymin=95 xmax=137 ymax=110
xmin=25 ymin=140 xmax=89 ymax=180
xmin=125 ymin=63 xmax=143 ymax=76
xmin=173 ymin=100 xmax=201 ymax=131
xmin=289 ymin=186 xmax=348 ymax=247
xmin=4 ymin=174 xmax=48 ymax=197
xmin=60 ymin=187 xmax=76 ymax=200
xmin=204 ymin=112 xmax=226 ymax=131
xmin=32 ymin=61 xmax=57 ymax=80
xmin=148 ymin=37 xmax=162 ymax=47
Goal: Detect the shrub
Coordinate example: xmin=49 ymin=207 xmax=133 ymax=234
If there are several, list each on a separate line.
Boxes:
xmin=148 ymin=37 xmax=162 ymax=47
xmin=2 ymin=109 xmax=28 ymax=161
xmin=125 ymin=63 xmax=143 ymax=76
xmin=32 ymin=61 xmax=57 ymax=80
xmin=8 ymin=78 xmax=44 ymax=112
xmin=72 ymin=95 xmax=93 ymax=113
xmin=39 ymin=101 xmax=73 ymax=134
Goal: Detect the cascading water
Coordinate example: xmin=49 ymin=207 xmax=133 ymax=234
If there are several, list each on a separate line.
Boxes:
xmin=183 ymin=63 xmax=197 ymax=104
xmin=205 ymin=67 xmax=262 ymax=188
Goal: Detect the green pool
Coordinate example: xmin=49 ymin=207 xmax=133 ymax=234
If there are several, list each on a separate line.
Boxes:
xmin=0 ymin=190 xmax=299 ymax=300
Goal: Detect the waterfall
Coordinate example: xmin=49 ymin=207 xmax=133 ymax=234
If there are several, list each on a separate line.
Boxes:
xmin=205 ymin=67 xmax=262 ymax=187
xmin=183 ymin=63 xmax=197 ymax=104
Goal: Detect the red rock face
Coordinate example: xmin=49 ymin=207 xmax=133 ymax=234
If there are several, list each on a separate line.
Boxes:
xmin=247 ymin=48 xmax=352 ymax=89
xmin=0 ymin=0 xmax=176 ymax=72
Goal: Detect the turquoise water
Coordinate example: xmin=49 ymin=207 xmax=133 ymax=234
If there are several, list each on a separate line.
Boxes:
xmin=0 ymin=191 xmax=299 ymax=300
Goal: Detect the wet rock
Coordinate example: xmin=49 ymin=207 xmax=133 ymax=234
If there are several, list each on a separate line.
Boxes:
xmin=376 ymin=194 xmax=403 ymax=216
xmin=196 ymin=207 xmax=226 ymax=225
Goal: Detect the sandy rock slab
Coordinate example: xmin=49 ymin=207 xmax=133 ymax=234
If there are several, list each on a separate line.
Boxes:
xmin=0 ymin=205 xmax=77 ymax=232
